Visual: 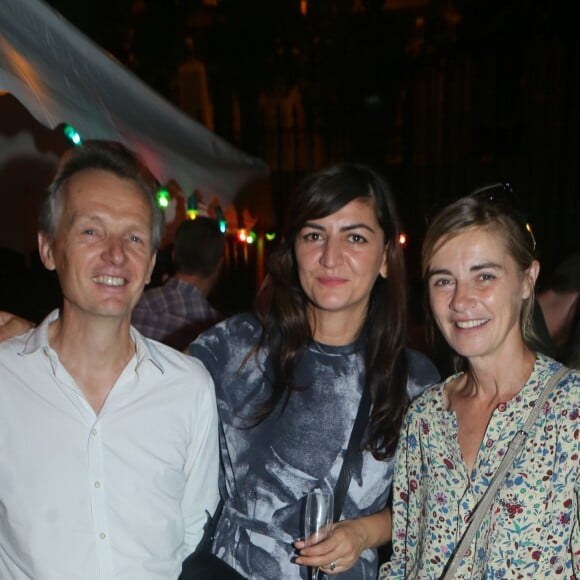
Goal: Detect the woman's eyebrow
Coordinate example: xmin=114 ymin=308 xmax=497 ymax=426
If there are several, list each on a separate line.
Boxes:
xmin=301 ymin=221 xmax=325 ymax=230
xmin=340 ymin=223 xmax=375 ymax=233
xmin=427 ymin=262 xmax=504 ymax=278
xmin=302 ymin=221 xmax=376 ymax=232
xmin=427 ymin=267 xmax=451 ymax=279
xmin=470 ymin=262 xmax=503 ymax=272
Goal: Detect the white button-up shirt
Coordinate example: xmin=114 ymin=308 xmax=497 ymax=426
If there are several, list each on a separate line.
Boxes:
xmin=0 ymin=310 xmax=219 ymax=580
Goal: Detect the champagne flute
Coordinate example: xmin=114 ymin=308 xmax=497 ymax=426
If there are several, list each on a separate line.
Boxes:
xmin=303 ymin=489 xmax=334 ymax=580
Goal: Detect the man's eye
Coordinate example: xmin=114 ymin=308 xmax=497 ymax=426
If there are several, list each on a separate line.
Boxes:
xmin=129 ymin=235 xmax=143 ymax=243
xmin=303 ymin=232 xmax=322 ymax=242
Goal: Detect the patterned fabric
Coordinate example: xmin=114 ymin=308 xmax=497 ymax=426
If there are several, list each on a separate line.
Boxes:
xmin=189 ymin=313 xmax=440 ymax=580
xmin=132 ymin=277 xmax=222 ymax=351
xmin=380 ymin=354 xmax=580 ymax=579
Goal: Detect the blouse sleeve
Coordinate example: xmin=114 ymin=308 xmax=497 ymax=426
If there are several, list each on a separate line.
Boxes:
xmin=379 ymin=403 xmax=424 ymax=578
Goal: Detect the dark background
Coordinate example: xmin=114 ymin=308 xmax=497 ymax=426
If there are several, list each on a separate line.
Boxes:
xmin=41 ymin=0 xmax=578 ymax=255
xmin=4 ymin=0 xmax=579 ymax=341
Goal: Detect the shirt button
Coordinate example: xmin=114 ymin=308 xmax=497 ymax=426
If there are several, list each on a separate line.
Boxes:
xmin=91 ymin=428 xmax=97 ymax=436
xmin=94 ymin=481 xmax=101 ymax=489
xmin=99 ymin=532 xmax=106 ymax=540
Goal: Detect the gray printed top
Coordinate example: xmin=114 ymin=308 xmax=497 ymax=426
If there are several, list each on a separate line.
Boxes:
xmin=189 ymin=313 xmax=440 ymax=579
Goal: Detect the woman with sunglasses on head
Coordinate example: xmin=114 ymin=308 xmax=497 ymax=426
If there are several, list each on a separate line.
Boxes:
xmin=380 ymin=191 xmax=580 ymax=579
xmin=188 ymin=163 xmax=439 ymax=579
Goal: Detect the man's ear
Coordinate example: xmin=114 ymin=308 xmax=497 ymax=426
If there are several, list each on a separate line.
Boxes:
xmin=38 ymin=231 xmax=56 ymax=271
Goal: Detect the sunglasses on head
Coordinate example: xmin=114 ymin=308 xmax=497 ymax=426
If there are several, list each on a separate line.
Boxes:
xmin=469 ymin=181 xmax=536 ymax=252
xmin=426 ymin=181 xmax=537 ymax=253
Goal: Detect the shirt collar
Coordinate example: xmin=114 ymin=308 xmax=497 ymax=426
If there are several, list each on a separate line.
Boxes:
xmin=20 ymin=308 xmax=165 ymax=375
xmin=439 ymin=353 xmax=559 ymax=413
xmin=20 ymin=308 xmax=59 ymax=356
xmin=130 ymin=326 xmax=165 ymax=374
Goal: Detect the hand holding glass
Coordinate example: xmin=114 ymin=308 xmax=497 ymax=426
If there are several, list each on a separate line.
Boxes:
xmin=303 ymin=490 xmax=334 ymax=579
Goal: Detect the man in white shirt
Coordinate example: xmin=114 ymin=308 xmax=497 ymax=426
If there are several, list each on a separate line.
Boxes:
xmin=0 ymin=140 xmax=219 ymax=580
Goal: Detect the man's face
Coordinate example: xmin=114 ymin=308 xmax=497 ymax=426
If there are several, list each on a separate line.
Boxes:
xmin=38 ymin=169 xmax=156 ymax=324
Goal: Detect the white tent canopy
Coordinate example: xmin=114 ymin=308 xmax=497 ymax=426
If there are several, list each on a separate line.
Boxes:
xmin=0 ymin=0 xmax=269 ymax=208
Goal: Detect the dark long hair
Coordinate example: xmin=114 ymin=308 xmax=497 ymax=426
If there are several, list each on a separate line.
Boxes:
xmin=255 ymin=163 xmax=408 ymax=460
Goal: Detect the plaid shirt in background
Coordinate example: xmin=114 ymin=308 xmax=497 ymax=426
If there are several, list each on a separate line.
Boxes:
xmin=132 ymin=277 xmax=223 ymax=352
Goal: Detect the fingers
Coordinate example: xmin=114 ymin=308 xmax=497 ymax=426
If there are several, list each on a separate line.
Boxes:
xmin=294 ymin=534 xmax=336 ymax=559
xmin=0 ymin=313 xmax=34 ymax=341
xmin=298 ymin=552 xmax=353 ymax=576
xmin=294 ymin=525 xmax=359 ymax=574
xmin=294 ymin=535 xmax=335 ymax=570
xmin=0 ymin=311 xmax=14 ymax=325
xmin=320 ymin=559 xmax=341 ymax=575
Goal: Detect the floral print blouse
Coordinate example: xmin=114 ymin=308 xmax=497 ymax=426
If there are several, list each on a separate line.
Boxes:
xmin=380 ymin=354 xmax=580 ymax=579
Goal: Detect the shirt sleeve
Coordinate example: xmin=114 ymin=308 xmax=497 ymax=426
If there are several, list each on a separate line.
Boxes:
xmin=180 ymin=360 xmax=220 ymax=556
xmin=405 ymin=348 xmax=441 ymax=401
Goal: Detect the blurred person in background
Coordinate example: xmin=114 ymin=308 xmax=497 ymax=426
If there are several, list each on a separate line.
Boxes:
xmin=532 ymin=251 xmax=580 ymax=368
xmin=132 ymin=216 xmax=225 ymax=351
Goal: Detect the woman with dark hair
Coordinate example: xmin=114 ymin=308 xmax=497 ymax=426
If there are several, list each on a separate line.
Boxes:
xmin=380 ymin=187 xmax=580 ymax=578
xmin=189 ymin=163 xmax=439 ymax=579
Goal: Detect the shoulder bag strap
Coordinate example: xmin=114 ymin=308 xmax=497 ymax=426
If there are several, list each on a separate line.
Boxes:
xmin=194 ymin=498 xmax=224 ymax=554
xmin=210 ymin=386 xmax=372 ymax=550
xmin=441 ymin=365 xmax=570 ymax=579
xmin=332 ymin=386 xmax=373 ymax=521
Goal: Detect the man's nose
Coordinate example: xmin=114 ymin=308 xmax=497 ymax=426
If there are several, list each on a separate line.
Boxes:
xmin=103 ymin=238 xmax=126 ymax=265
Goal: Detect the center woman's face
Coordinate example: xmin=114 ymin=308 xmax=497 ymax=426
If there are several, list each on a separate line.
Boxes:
xmin=294 ymin=198 xmax=388 ymax=328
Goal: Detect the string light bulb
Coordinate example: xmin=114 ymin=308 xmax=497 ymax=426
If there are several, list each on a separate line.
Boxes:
xmin=187 ymin=192 xmax=198 ymax=219
xmin=156 ymin=187 xmax=170 ymax=209
xmin=214 ymin=206 xmax=227 ymax=234
xmin=63 ymin=124 xmax=82 ymax=146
